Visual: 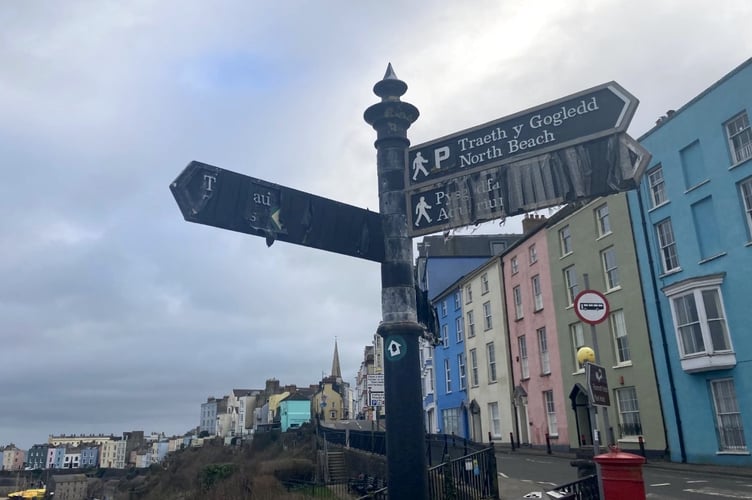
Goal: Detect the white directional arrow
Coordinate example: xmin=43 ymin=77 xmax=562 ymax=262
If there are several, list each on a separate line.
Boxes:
xmin=595 ymin=368 xmax=603 ymax=382
xmin=388 ymin=340 xmax=402 ymax=356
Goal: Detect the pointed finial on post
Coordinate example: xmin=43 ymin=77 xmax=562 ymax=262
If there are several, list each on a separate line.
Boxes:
xmin=373 ymin=63 xmax=408 ymax=102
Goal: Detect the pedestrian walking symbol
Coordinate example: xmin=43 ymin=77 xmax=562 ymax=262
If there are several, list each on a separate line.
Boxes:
xmin=414 ymin=196 xmax=432 ymax=227
xmin=412 ymin=152 xmax=429 ymax=181
xmin=386 ymin=335 xmax=406 ymax=361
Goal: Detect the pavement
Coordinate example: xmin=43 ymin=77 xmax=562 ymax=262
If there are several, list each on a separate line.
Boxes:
xmin=494 ymin=444 xmax=752 ymax=499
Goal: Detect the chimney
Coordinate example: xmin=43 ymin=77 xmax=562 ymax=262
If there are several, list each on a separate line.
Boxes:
xmin=522 ymin=214 xmax=547 ymax=234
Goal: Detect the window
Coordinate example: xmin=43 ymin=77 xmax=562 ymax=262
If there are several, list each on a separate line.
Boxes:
xmin=487 ymin=342 xmax=497 ymax=382
xmin=615 ymin=387 xmax=643 ymax=438
xmin=564 ymin=266 xmax=579 ymax=305
xmin=725 ymin=111 xmax=752 ymax=164
xmin=456 ymin=316 xmax=464 ymax=342
xmin=469 ymin=348 xmax=479 ymax=387
xmin=596 ymin=204 xmax=611 ymax=236
xmin=656 ymin=219 xmax=680 ymax=273
xmin=666 ymin=276 xmax=736 ymax=373
xmin=481 ymin=273 xmax=489 ymax=294
xmin=454 ymin=290 xmax=462 ymax=309
xmin=537 ymin=327 xmax=550 ymax=375
xmin=467 ymin=310 xmax=476 ymax=338
xmin=647 ymin=166 xmax=667 ymax=208
xmin=529 ymin=244 xmax=538 ymax=264
xmin=518 ymin=336 xmax=529 ymax=379
xmin=740 ymin=178 xmax=752 ymax=239
xmin=458 ymin=353 xmax=466 ymax=390
xmin=511 ymin=256 xmax=519 ymax=274
xmin=441 ymin=300 xmax=448 ymax=317
xmin=543 ymin=391 xmax=558 ymax=437
xmin=465 ymin=285 xmax=473 ymax=304
xmin=442 ymin=324 xmax=449 ymax=348
xmin=710 ymin=379 xmax=747 ymax=452
xmin=602 ymin=247 xmax=621 ymax=290
xmin=442 ymin=408 xmax=460 ymax=435
xmin=610 ymin=310 xmax=631 ymax=364
xmin=672 ymin=288 xmax=730 ymax=355
xmin=559 ymin=225 xmax=572 ymax=255
xmin=532 ymin=275 xmax=543 ymax=311
xmin=444 ymin=359 xmax=452 ymax=393
xmin=571 ymin=322 xmax=586 ymax=371
xmin=488 ymin=402 xmax=501 ymax=438
xmin=483 ymin=301 xmax=493 ymax=330
xmin=425 ymin=367 xmax=434 ymax=394
xmin=513 ymin=286 xmax=523 ymax=319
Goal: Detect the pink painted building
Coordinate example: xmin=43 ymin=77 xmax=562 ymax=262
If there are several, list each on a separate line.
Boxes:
xmin=502 ymin=215 xmax=570 ymax=449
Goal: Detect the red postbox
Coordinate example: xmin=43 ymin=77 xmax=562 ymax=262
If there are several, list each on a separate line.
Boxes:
xmin=593 ymin=447 xmax=646 ymax=500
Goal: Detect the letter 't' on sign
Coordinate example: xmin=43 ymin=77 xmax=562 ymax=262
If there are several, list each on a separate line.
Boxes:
xmin=574 ymin=289 xmax=610 ymax=325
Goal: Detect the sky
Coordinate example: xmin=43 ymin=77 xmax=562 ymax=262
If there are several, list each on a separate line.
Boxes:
xmin=1 ymin=1 xmax=751 ymax=450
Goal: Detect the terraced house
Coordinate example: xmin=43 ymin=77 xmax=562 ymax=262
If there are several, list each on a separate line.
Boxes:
xmin=628 ymin=57 xmax=752 ymax=465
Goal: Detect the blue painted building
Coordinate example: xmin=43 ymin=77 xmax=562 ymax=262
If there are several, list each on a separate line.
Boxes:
xmin=80 ymin=444 xmax=99 ymax=468
xmin=628 ymin=58 xmax=752 ymax=465
xmin=279 ymin=392 xmax=312 ymax=432
xmin=433 ymin=283 xmax=469 ymax=437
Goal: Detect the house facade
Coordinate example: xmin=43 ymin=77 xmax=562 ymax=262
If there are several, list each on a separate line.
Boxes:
xmin=546 ymin=194 xmax=667 ymax=456
xmin=433 ymin=284 xmax=469 ymax=437
xmin=628 ymin=58 xmax=752 ymax=465
xmin=502 ymin=218 xmax=570 ymax=449
xmin=280 ymin=392 xmax=312 ymax=431
xmin=461 ymin=256 xmax=514 ymax=444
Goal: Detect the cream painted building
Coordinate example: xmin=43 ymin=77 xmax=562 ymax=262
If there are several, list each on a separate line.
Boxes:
xmin=461 ymin=256 xmax=515 ymax=443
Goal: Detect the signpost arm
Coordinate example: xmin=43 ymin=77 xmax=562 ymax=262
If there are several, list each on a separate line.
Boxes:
xmin=364 ymin=65 xmax=428 ymax=500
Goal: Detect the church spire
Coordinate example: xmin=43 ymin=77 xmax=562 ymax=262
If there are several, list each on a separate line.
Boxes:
xmin=331 ymin=338 xmax=342 ymax=380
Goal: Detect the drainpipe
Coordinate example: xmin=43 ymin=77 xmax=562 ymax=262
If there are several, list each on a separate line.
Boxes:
xmin=633 ymin=189 xmax=686 ymax=463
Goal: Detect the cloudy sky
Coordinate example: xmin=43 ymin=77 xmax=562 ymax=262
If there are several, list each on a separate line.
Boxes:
xmin=2 ymin=1 xmax=751 ymax=449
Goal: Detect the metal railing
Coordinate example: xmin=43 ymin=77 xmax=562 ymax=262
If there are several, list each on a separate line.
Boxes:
xmin=427 ymin=447 xmax=499 ymax=500
xmin=545 ymin=474 xmax=599 ymax=499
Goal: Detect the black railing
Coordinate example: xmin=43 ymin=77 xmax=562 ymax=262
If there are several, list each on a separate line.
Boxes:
xmin=545 ymin=474 xmax=599 ymax=499
xmin=427 ymin=448 xmax=499 ymax=500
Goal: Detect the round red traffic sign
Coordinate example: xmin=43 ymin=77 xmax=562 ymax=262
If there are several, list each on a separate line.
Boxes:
xmin=574 ymin=289 xmax=610 ymax=325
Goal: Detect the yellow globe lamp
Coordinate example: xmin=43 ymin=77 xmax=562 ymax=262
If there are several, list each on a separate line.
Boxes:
xmin=577 ymin=346 xmax=595 ymax=365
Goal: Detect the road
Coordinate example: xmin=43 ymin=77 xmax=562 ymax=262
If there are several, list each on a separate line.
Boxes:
xmin=497 ymin=452 xmax=752 ymax=499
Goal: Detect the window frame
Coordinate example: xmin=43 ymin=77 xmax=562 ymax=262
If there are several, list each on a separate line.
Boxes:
xmin=739 ymin=177 xmax=752 ymax=240
xmin=532 ymin=274 xmax=543 ymax=311
xmin=454 ymin=290 xmax=462 ymax=309
xmin=518 ymin=335 xmax=529 ymax=380
xmin=481 ymin=273 xmax=489 ymax=294
xmin=559 ymin=225 xmax=572 ymax=256
xmin=488 ymin=402 xmax=502 ymax=438
xmin=615 ymin=386 xmax=643 ymax=439
xmin=465 ymin=284 xmax=473 ymax=304
xmin=458 ymin=353 xmax=466 ymax=390
xmin=595 ymin=203 xmax=611 ymax=237
xmin=571 ymin=322 xmax=586 ymax=373
xmin=486 ymin=342 xmax=497 ymax=383
xmin=610 ymin=310 xmax=631 ymax=365
xmin=725 ymin=111 xmax=752 ymax=165
xmin=455 ymin=316 xmax=464 ymax=342
xmin=441 ymin=324 xmax=449 ymax=348
xmin=513 ymin=285 xmax=523 ymax=319
xmin=647 ymin=165 xmax=668 ymax=208
xmin=710 ymin=378 xmax=747 ymax=452
xmin=537 ymin=327 xmax=550 ymax=375
xmin=444 ymin=358 xmax=452 ymax=393
xmin=511 ymin=256 xmax=519 ymax=274
xmin=601 ymin=247 xmax=621 ymax=290
xmin=656 ymin=219 xmax=680 ymax=273
xmin=440 ymin=300 xmax=448 ymax=317
xmin=529 ymin=244 xmax=538 ymax=264
xmin=469 ymin=348 xmax=479 ymax=387
xmin=483 ymin=301 xmax=493 ymax=330
xmin=564 ymin=266 xmax=579 ymax=306
xmin=543 ymin=390 xmax=558 ymax=437
xmin=665 ymin=275 xmax=736 ymax=373
xmin=467 ymin=310 xmax=476 ymax=338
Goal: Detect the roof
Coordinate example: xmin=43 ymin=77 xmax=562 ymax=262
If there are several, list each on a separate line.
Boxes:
xmin=639 ymin=57 xmax=752 ymax=141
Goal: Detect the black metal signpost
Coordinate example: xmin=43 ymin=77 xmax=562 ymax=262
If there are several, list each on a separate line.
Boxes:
xmin=171 ymin=64 xmax=648 ymax=500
